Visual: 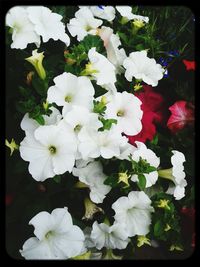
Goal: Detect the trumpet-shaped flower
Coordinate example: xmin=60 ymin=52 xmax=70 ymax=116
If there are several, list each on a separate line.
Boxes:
xmin=159 ymin=150 xmax=187 ymax=200
xmin=130 ymin=142 xmax=160 ymax=188
xmin=90 ymin=221 xmax=130 ymax=249
xmin=98 ymin=27 xmax=127 ymax=74
xmin=123 ymin=50 xmax=164 ymax=86
xmin=112 ymin=191 xmax=154 ymax=237
xmin=105 ymin=91 xmax=143 ymax=136
xmin=27 ymin=6 xmax=70 ymax=45
xmin=19 ymin=121 xmax=77 ymax=181
xmin=20 ymin=107 xmax=62 ymax=135
xmin=67 ymin=7 xmax=102 ymax=41
xmin=63 ymin=105 xmax=102 ymax=139
xmin=6 ymin=6 xmax=41 ymax=49
xmin=47 ymin=72 xmax=95 ymax=112
xmin=72 ymin=161 xmax=111 ymax=203
xmin=20 ymin=207 xmax=85 ymax=259
xmin=25 ymin=49 xmax=46 ymax=80
xmin=116 ymin=6 xmax=134 ymax=20
xmin=116 ymin=6 xmax=149 ymax=23
xmin=86 ymin=47 xmax=116 ymax=86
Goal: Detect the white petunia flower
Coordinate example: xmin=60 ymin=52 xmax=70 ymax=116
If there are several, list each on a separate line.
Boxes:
xmin=19 ymin=121 xmax=77 ymax=181
xmin=20 ymin=107 xmax=62 ymax=135
xmin=20 ymin=207 xmax=85 ymax=259
xmin=86 ymin=47 xmax=116 ymax=86
xmin=27 ymin=6 xmax=70 ymax=45
xmin=90 ymin=221 xmax=130 ymax=250
xmin=88 ymin=6 xmax=116 ymax=21
xmin=98 ymin=26 xmax=127 ymax=74
xmin=123 ymin=50 xmax=164 ymax=87
xmin=112 ymin=191 xmax=154 ymax=237
xmin=104 ymin=91 xmax=143 ymax=136
xmin=72 ymin=161 xmax=111 ymax=203
xmin=6 ymin=6 xmax=41 ymax=49
xmin=159 ymin=150 xmax=187 ymax=200
xmin=63 ymin=105 xmax=102 ymax=139
xmin=67 ymin=7 xmax=102 ymax=41
xmin=132 ymin=14 xmax=149 ymax=23
xmin=116 ymin=6 xmax=149 ymax=23
xmin=47 ymin=72 xmax=95 ymax=112
xmin=78 ymin=126 xmax=127 ymax=160
xmin=106 ymin=33 xmax=127 ymax=74
xmin=131 ymin=142 xmax=160 ymax=188
xmin=116 ymin=6 xmax=134 ymax=20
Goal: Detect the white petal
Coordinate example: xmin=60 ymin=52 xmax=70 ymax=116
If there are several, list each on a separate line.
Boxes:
xmin=51 ymin=207 xmax=73 ymax=233
xmin=29 ymin=211 xmax=53 ymax=240
xmin=20 ymin=238 xmax=53 ymax=260
xmin=51 ymin=226 xmax=85 ymax=258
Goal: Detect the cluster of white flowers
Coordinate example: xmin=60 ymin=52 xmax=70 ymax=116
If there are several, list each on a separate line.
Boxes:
xmin=6 ymin=5 xmax=187 ymax=260
xmin=6 ymin=6 xmax=70 ymax=49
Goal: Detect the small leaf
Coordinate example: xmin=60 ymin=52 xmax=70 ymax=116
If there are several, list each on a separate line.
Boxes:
xmin=151 ymin=134 xmax=158 ymax=145
xmin=154 ymin=220 xmax=164 ymax=237
xmin=146 ymin=166 xmax=157 ymax=173
xmin=104 ymin=175 xmax=118 ymax=188
xmin=99 ymin=118 xmax=117 ymax=131
xmin=93 ymin=100 xmax=106 ymax=115
xmin=32 ymin=75 xmax=48 ymax=97
xmin=137 ymin=174 xmax=146 ymax=190
xmin=53 ymin=175 xmax=61 ymax=184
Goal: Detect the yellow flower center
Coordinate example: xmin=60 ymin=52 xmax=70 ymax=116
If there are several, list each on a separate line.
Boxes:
xmin=49 ymin=146 xmax=56 ymax=154
xmin=117 ymin=110 xmax=125 ymax=117
xmin=65 ymin=95 xmax=72 ymax=103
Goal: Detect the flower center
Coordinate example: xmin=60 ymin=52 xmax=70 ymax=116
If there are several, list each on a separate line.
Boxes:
xmin=74 ymin=124 xmax=82 ymax=132
xmin=65 ymin=94 xmax=72 ymax=103
xmin=45 ymin=230 xmax=54 ymax=239
xmin=85 ymin=25 xmax=93 ymax=32
xmin=117 ymin=110 xmax=125 ymax=117
xmin=49 ymin=146 xmax=56 ymax=154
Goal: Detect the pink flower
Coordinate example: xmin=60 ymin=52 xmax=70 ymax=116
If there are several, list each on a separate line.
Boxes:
xmin=127 ymin=85 xmax=164 ymax=144
xmin=167 ymin=101 xmax=194 ymax=133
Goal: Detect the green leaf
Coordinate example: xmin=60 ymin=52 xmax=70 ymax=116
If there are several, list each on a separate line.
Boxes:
xmin=154 ymin=220 xmax=164 ymax=237
xmin=135 ymin=44 xmax=145 ymax=51
xmin=93 ymin=100 xmax=106 ymax=115
xmin=53 ymin=175 xmax=61 ymax=184
xmin=32 ymin=74 xmax=48 ymax=97
xmin=81 ymin=35 xmax=105 ymax=54
xmin=146 ymin=165 xmax=157 ymax=173
xmin=117 ymin=31 xmax=128 ymax=44
xmin=151 ymin=134 xmax=158 ymax=145
xmin=137 ymin=174 xmax=146 ymax=190
xmin=99 ymin=118 xmax=117 ymax=131
xmin=104 ymin=175 xmax=118 ymax=188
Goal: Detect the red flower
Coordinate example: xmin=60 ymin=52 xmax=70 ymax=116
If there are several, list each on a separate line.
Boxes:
xmin=167 ymin=101 xmax=194 ymax=133
xmin=183 ymin=60 xmax=195 ymax=71
xmin=127 ymin=85 xmax=164 ymax=144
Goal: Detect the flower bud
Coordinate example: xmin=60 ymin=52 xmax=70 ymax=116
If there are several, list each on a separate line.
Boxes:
xmin=25 ymin=49 xmax=46 ymax=80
